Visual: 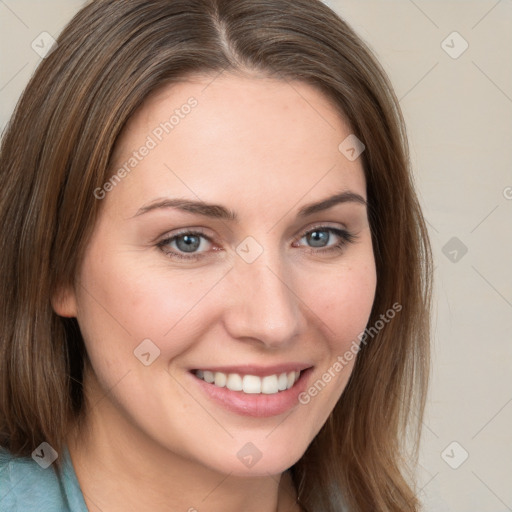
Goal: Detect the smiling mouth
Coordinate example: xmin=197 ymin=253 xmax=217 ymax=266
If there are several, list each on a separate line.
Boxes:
xmin=192 ymin=369 xmax=302 ymax=395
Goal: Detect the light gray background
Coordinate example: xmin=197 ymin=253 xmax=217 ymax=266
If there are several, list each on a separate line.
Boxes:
xmin=1 ymin=1 xmax=511 ymax=510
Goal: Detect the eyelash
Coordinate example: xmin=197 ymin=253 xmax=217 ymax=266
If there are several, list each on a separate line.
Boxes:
xmin=157 ymin=225 xmax=358 ymax=261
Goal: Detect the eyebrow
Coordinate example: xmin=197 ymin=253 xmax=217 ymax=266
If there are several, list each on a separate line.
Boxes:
xmin=132 ymin=190 xmax=367 ymax=221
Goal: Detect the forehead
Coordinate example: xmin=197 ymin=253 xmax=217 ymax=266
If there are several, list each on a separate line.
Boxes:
xmin=108 ymin=73 xmax=366 ymax=217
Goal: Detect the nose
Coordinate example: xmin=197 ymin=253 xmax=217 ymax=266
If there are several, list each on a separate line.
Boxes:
xmin=222 ymin=247 xmax=304 ymax=349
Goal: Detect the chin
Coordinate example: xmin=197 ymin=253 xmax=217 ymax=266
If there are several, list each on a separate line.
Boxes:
xmin=202 ymin=439 xmax=308 ymax=478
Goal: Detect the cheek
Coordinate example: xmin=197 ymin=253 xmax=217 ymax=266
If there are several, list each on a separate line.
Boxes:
xmin=75 ymin=247 xmax=229 ymax=368
xmin=307 ymin=258 xmax=377 ymax=348
xmin=293 ymin=258 xmax=376 ymax=426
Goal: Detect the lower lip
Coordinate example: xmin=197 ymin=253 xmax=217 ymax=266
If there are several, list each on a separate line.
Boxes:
xmin=188 ymin=368 xmax=313 ymax=418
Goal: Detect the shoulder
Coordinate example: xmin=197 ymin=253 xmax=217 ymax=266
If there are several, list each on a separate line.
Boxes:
xmin=0 ymin=445 xmax=87 ymax=512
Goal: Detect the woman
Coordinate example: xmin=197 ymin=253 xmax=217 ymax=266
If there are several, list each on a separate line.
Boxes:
xmin=0 ymin=0 xmax=433 ymax=510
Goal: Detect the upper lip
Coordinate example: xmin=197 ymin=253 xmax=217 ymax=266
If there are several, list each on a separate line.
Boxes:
xmin=191 ymin=363 xmax=313 ymax=377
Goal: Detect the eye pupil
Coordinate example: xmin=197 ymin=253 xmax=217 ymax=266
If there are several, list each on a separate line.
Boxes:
xmin=176 ymin=234 xmax=201 ymax=252
xmin=308 ymin=230 xmax=329 ymax=247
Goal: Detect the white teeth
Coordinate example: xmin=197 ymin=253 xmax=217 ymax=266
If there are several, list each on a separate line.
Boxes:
xmin=277 ymin=372 xmax=288 ymax=391
xmin=203 ymin=370 xmax=214 ymax=383
xmin=194 ymin=369 xmax=302 ymax=394
xmin=214 ymin=372 xmax=226 ymax=388
xmin=226 ymin=373 xmax=243 ymax=391
xmin=261 ymin=375 xmax=279 ymax=394
xmin=243 ymin=375 xmax=261 ymax=394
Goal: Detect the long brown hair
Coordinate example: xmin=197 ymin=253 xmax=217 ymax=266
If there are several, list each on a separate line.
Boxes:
xmin=0 ymin=1 xmax=433 ymax=510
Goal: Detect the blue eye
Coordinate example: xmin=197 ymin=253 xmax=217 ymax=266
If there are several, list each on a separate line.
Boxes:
xmin=157 ymin=226 xmax=357 ymax=261
xmin=157 ymin=230 xmax=213 ymax=260
xmin=297 ymin=227 xmax=356 ymax=251
xmin=170 ymin=233 xmax=204 ymax=253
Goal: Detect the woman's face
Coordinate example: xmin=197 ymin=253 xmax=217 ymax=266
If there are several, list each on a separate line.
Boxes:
xmin=59 ymin=73 xmax=377 ymax=476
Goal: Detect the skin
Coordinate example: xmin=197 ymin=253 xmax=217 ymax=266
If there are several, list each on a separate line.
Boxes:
xmin=54 ymin=72 xmax=377 ymax=512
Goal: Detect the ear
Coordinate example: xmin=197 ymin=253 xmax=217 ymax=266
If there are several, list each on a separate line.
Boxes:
xmin=51 ymin=284 xmax=78 ymax=318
